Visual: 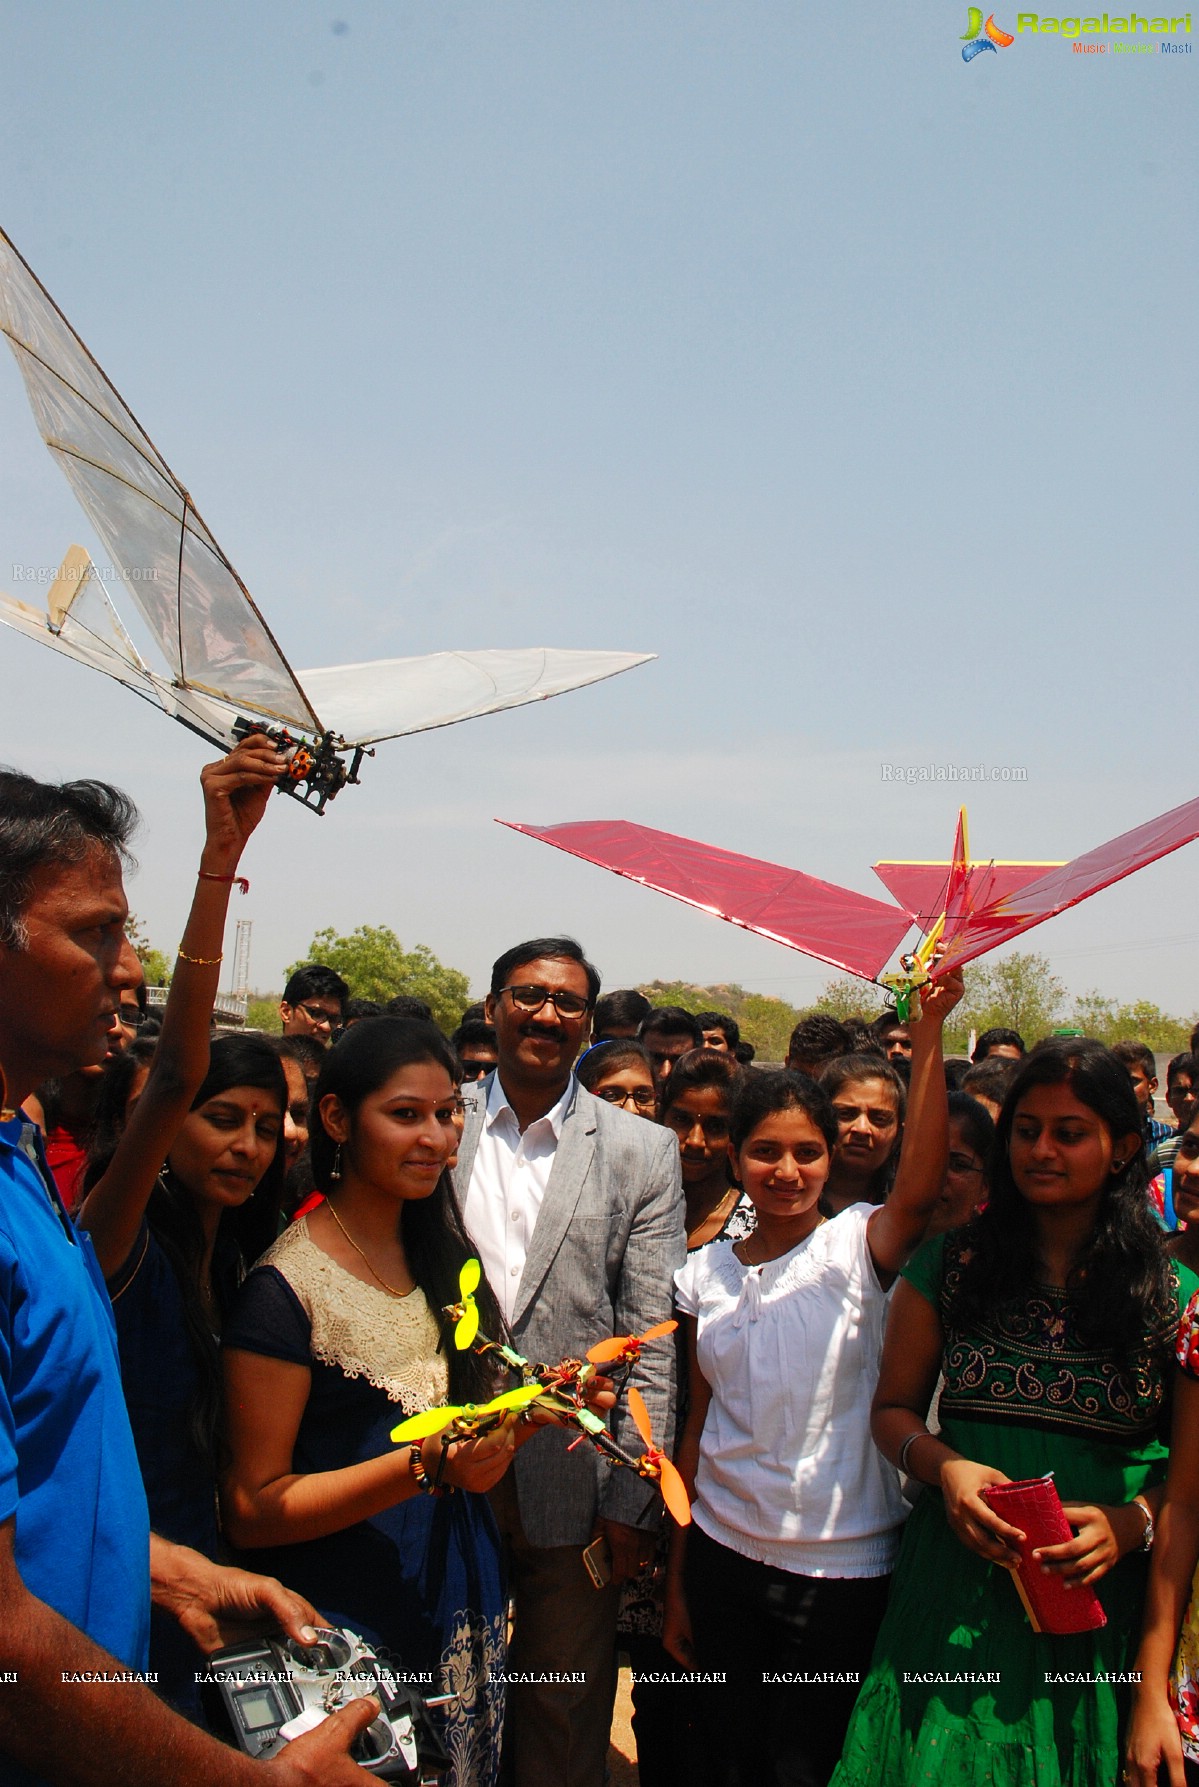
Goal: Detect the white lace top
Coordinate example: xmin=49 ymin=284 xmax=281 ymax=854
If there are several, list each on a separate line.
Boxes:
xmin=255 ymin=1216 xmax=449 ymax=1413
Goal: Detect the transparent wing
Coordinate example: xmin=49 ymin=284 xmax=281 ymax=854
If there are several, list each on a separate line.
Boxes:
xmin=299 ymin=648 xmax=655 ymax=748
xmin=0 ymin=550 xmax=240 ymax=748
xmin=500 ymin=818 xmax=914 ymax=983
xmin=0 ymin=229 xmax=321 ymax=732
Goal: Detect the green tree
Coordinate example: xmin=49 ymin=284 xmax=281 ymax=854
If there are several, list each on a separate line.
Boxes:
xmin=126 ymin=912 xmax=172 ymax=989
xmin=290 ymin=926 xmax=471 ymax=1034
xmin=1066 ymin=992 xmax=1193 ymax=1054
xmin=810 ymin=977 xmax=885 ymax=1024
xmin=246 ymin=994 xmax=282 ymax=1034
xmin=637 ymin=979 xmax=806 ymax=1063
xmin=949 ymin=952 xmax=1065 ymax=1052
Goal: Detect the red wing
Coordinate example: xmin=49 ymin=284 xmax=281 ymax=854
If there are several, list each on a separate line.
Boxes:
xmin=937 ymin=794 xmax=1199 ymax=971
xmin=872 ymin=861 xmax=1063 ymax=930
xmin=499 ymin=820 xmax=913 ymax=983
xmin=639 ymin=1320 xmax=678 ymax=1344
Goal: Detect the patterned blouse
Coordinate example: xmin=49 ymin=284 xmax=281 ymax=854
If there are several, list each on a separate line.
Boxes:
xmin=916 ymin=1230 xmax=1182 ymax=1447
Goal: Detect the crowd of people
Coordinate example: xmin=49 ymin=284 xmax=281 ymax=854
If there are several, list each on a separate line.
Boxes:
xmin=4 ymin=736 xmax=1199 ymax=1787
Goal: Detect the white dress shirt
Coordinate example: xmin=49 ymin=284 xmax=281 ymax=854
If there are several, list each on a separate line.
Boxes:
xmin=462 ymin=1072 xmax=575 ymax=1325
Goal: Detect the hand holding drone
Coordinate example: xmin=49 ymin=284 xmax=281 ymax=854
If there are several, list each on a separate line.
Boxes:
xmin=389 ymin=1263 xmax=690 ymax=1524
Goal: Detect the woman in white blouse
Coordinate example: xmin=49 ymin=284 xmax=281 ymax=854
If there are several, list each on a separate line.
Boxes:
xmin=662 ymin=972 xmax=962 ymax=1787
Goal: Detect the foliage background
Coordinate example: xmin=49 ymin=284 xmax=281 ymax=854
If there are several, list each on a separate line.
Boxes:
xmin=641 ymin=952 xmax=1196 ymax=1061
xmin=134 ymin=905 xmax=1196 ymax=1061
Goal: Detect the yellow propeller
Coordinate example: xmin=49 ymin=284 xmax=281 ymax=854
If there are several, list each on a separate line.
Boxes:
xmin=454 ymin=1257 xmax=482 ymax=1351
xmin=390 ymin=1384 xmax=545 ymax=1444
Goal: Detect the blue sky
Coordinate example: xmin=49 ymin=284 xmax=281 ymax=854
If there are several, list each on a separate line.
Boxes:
xmin=1 ymin=2 xmax=1195 ymax=1011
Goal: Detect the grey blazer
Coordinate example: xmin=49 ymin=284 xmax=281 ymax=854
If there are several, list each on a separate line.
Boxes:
xmin=452 ymin=1074 xmax=685 ymax=1548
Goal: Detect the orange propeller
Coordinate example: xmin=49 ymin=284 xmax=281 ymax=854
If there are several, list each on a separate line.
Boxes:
xmin=627 ymin=1387 xmax=691 ymax=1526
xmin=586 ymin=1320 xmax=677 ymax=1366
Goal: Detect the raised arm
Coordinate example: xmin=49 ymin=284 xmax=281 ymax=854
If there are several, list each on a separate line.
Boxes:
xmin=867 ymin=968 xmax=963 ymax=1282
xmin=77 ymin=736 xmax=282 ymax=1279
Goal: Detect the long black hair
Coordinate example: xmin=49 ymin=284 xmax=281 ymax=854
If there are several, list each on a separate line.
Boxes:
xmin=82 ymin=1037 xmax=161 ymax=1194
xmin=310 ymin=1017 xmax=506 ymax=1403
xmin=152 ymin=1034 xmax=288 ymax=1469
xmin=728 ymin=1068 xmax=840 ymax=1158
xmin=945 ymin=1038 xmax=1175 ymax=1359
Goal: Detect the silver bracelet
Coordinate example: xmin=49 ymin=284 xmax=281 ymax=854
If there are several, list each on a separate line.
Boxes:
xmin=898 ymin=1430 xmax=929 ymax=1475
xmin=1132 ymin=1494 xmax=1155 ymax=1552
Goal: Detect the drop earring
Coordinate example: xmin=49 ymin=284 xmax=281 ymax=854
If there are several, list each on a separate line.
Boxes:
xmin=331 ymin=1144 xmax=343 ymax=1183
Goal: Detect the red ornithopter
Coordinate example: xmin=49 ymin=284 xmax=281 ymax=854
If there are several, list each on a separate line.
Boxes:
xmin=498 ymin=801 xmax=1199 ymax=1010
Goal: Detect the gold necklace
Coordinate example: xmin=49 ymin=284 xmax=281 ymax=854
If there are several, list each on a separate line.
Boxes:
xmin=325 ymin=1201 xmax=410 ymax=1298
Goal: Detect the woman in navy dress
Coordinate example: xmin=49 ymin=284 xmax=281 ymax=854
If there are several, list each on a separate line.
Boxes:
xmin=221 ymin=1018 xmax=526 ymax=1787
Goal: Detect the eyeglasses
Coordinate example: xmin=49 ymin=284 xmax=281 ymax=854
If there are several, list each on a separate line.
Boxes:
xmin=596 ymin=1086 xmax=657 ymax=1111
xmin=117 ymin=1006 xmax=143 ymax=1030
xmin=500 ymin=985 xmax=590 ymax=1020
xmin=947 ymin=1154 xmax=985 ymax=1177
xmin=296 ymin=1003 xmax=341 ymax=1028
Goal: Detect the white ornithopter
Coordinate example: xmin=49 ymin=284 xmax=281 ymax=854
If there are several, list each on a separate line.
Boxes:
xmin=0 ymin=229 xmax=652 ymax=811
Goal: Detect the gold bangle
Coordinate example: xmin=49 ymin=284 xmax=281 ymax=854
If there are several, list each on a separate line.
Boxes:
xmin=176 ymin=948 xmax=223 ymax=966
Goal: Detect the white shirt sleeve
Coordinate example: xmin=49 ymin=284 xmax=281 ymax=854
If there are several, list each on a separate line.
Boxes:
xmin=673 ymin=1248 xmax=706 ymax=1317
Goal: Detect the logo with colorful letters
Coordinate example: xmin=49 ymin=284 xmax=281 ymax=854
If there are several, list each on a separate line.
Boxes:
xmin=961 ymin=7 xmax=1017 ymax=55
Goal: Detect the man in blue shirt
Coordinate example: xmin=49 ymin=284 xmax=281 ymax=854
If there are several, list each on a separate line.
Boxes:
xmin=0 ymin=764 xmax=376 ymax=1786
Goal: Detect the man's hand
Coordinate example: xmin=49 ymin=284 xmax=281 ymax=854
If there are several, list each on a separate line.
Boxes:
xmin=263 ymin=1696 xmax=379 ymax=1784
xmin=594 ymin=1517 xmax=654 ymax=1585
xmin=149 ymin=1537 xmax=323 ymax=1654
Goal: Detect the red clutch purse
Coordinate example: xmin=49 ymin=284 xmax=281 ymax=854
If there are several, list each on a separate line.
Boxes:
xmin=980 ymin=1473 xmax=1107 ymax=1636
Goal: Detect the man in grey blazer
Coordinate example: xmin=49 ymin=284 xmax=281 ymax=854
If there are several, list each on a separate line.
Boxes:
xmin=453 ymin=937 xmax=684 ymax=1787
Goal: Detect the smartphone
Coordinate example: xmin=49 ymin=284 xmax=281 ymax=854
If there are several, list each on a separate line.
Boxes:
xmin=581 ymin=1534 xmax=612 ymax=1590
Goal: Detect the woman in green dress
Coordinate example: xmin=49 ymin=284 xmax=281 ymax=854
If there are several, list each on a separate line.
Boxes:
xmin=832 ymin=1038 xmax=1199 ymax=1787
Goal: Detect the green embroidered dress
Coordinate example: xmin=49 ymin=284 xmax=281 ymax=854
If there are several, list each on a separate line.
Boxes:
xmin=831 ymin=1233 xmax=1199 ymax=1787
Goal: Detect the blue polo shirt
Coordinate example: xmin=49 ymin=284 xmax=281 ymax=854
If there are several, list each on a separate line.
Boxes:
xmin=0 ymin=1117 xmax=150 ymax=1682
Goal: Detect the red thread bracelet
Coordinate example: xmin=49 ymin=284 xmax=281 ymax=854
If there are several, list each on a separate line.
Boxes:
xmin=197 ymin=871 xmax=249 ymax=894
